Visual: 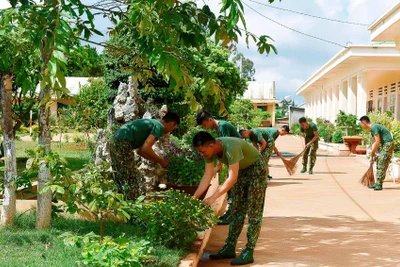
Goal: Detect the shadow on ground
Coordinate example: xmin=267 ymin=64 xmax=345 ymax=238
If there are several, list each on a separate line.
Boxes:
xmin=199 ymin=216 xmax=400 ymax=267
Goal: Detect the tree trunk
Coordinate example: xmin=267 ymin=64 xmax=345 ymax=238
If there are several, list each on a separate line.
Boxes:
xmin=0 ymin=75 xmax=17 ymax=226
xmin=36 ymin=87 xmax=52 ymax=229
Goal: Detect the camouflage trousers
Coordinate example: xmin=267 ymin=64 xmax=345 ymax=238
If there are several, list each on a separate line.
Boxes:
xmin=302 ymin=141 xmax=318 ymax=169
xmin=376 ymin=141 xmax=394 ymax=185
xmin=110 ymin=138 xmax=143 ymax=200
xmin=261 ymin=140 xmax=274 ymax=177
xmin=226 ymin=157 xmax=267 ymax=249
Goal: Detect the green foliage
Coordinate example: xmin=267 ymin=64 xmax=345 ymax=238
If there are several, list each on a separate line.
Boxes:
xmin=63 ymin=79 xmax=113 ymax=131
xmin=336 ymin=110 xmax=362 ymax=136
xmin=66 ymin=43 xmax=104 ymax=77
xmin=391 ymin=120 xmax=400 ymax=153
xmin=166 ymin=127 xmax=217 ymax=186
xmin=165 ymin=146 xmax=204 ymax=186
xmin=275 ymin=109 xmax=283 ymax=119
xmin=332 ymin=129 xmax=343 ymax=144
xmin=367 ymin=110 xmax=392 ymax=130
xmin=228 ymin=99 xmax=271 ymax=129
xmin=133 ymin=190 xmax=218 ymax=248
xmin=62 ymin=232 xmax=151 ymax=267
xmin=232 ymin=53 xmax=256 ymax=81
xmin=291 ymin=123 xmax=301 ymax=136
xmin=316 ymin=118 xmax=335 ymax=143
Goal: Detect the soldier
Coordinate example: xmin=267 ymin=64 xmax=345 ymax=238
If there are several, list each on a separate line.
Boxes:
xmin=193 ymin=131 xmax=267 ymax=265
xmin=110 ymin=111 xmax=180 ymax=199
xmin=299 ymin=117 xmax=319 ymax=174
xmin=196 ymin=110 xmax=241 ymax=225
xmin=239 ymin=125 xmax=290 ymax=179
xmin=360 ymin=115 xmax=394 ymax=191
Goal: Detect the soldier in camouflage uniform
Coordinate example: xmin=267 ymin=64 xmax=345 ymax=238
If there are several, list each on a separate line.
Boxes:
xmin=193 ymin=131 xmax=267 ymax=265
xmin=239 ymin=125 xmax=290 ymax=179
xmin=299 ymin=117 xmax=319 ymax=175
xmin=360 ymin=116 xmax=394 ymax=191
xmin=110 ymin=111 xmax=180 ymax=199
xmin=196 ymin=110 xmax=241 ymax=225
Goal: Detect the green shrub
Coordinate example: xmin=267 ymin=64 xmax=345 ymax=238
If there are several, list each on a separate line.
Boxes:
xmin=391 ymin=120 xmax=400 ymax=153
xmin=332 ymin=129 xmax=343 ymax=144
xmin=62 ymin=232 xmax=151 ymax=267
xmin=367 ymin=110 xmax=392 ymax=130
xmin=165 ymin=145 xmax=204 ymax=186
xmin=17 ymin=125 xmax=30 ymax=134
xmin=134 ymin=190 xmax=218 ymax=248
xmin=336 ymin=110 xmax=361 ymax=136
xmin=291 ymin=123 xmax=301 ymax=136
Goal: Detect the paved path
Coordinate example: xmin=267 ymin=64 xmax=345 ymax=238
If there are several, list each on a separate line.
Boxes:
xmin=199 ymin=135 xmax=400 ymax=267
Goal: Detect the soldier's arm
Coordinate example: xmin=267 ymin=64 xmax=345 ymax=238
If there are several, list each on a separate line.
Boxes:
xmin=137 ymin=134 xmax=168 ymax=168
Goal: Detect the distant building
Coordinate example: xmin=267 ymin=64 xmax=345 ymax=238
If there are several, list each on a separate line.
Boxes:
xmin=242 ymin=81 xmax=280 ymax=127
xmin=296 ymin=1 xmax=400 ymax=122
xmin=46 ymin=77 xmax=94 ymax=115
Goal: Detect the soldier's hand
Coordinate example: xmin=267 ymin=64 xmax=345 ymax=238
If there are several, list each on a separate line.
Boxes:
xmin=369 ymin=158 xmax=374 ymax=165
xmin=160 ymin=160 xmax=168 ymax=168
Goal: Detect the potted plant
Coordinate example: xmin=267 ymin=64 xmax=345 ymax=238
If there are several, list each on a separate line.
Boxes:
xmin=164 ymin=145 xmax=209 ymax=199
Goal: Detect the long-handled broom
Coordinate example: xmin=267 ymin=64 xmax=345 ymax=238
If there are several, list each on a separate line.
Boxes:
xmin=279 ymin=146 xmax=309 ymax=176
xmin=359 ymin=163 xmax=375 ymax=186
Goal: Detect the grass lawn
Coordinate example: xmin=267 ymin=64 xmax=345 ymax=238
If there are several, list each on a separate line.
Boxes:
xmin=0 ymin=212 xmax=185 ymax=267
xmin=1 ymin=140 xmax=91 ymax=178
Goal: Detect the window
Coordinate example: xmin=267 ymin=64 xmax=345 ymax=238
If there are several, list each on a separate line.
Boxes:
xmin=367 ymin=100 xmax=373 ymax=112
xmin=377 ymin=99 xmax=382 ymax=113
xmin=390 ymin=96 xmax=396 ymax=114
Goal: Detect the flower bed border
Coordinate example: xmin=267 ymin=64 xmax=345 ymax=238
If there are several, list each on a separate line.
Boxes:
xmin=178 ymin=174 xmax=227 ymax=267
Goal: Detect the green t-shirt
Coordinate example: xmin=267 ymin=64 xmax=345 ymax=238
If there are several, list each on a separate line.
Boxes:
xmin=205 ymin=137 xmax=261 ymax=169
xmin=113 ymin=119 xmax=165 ymax=149
xmin=300 ymin=122 xmax=318 ymax=143
xmin=250 ymin=128 xmax=278 ymax=143
xmin=217 ymin=120 xmax=241 ymax=138
xmin=371 ymin=124 xmax=393 ymax=144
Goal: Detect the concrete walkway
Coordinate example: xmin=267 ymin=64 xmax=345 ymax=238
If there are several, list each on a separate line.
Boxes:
xmin=199 ymin=135 xmax=400 ymax=267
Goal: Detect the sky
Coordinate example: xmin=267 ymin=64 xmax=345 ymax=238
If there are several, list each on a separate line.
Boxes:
xmin=0 ymin=0 xmax=398 ymax=104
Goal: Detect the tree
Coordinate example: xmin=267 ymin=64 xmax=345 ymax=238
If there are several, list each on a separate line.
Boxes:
xmin=0 ymin=0 xmax=106 ymax=229
xmin=228 ymin=99 xmax=271 ymax=129
xmin=232 ymin=53 xmax=256 ymax=81
xmin=0 ymin=27 xmax=40 ymax=226
xmin=66 ymin=42 xmax=104 ymax=77
xmin=1 ymin=0 xmax=280 ymax=227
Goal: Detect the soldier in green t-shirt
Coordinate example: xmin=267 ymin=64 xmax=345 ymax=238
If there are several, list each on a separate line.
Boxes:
xmin=239 ymin=125 xmax=290 ymax=179
xmin=299 ymin=117 xmax=319 ymax=174
xmin=110 ymin=111 xmax=180 ymax=199
xmin=192 ymin=132 xmax=267 ymax=265
xmin=360 ymin=115 xmax=394 ymax=191
xmin=196 ymin=110 xmax=241 ymax=225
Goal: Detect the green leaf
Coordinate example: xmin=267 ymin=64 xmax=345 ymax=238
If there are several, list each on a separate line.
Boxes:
xmin=53 ymin=50 xmax=67 ymax=64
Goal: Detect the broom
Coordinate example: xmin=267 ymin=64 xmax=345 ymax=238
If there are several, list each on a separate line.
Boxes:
xmin=279 ymin=146 xmax=309 ymax=176
xmin=359 ymin=163 xmax=375 ymax=186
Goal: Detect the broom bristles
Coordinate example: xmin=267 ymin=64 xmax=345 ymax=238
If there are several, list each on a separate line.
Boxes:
xmin=281 ymin=157 xmax=298 ymax=176
xmin=359 ymin=164 xmax=375 ymax=186
xmin=280 ymin=146 xmax=309 ymax=176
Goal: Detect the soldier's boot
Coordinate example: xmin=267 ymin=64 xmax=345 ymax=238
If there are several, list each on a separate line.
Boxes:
xmin=368 ymin=183 xmax=379 ymax=189
xmin=209 ymin=244 xmax=236 ymax=260
xmin=300 ymin=166 xmax=307 ymax=173
xmin=230 ymin=248 xmax=254 ymax=265
xmin=374 ymin=184 xmax=383 ymax=191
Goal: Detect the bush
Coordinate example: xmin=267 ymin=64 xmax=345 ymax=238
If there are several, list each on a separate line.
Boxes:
xmin=336 ymin=110 xmax=361 ymax=136
xmin=62 ymin=232 xmax=152 ymax=267
xmin=134 ymin=190 xmax=218 ymax=248
xmin=332 ymin=129 xmax=343 ymax=144
xmin=391 ymin=120 xmax=400 ymax=153
xmin=17 ymin=125 xmax=30 ymax=134
xmin=165 ymin=145 xmax=204 ymax=186
xmin=291 ymin=123 xmax=301 ymax=136
xmin=367 ymin=110 xmax=392 ymax=130
xmin=316 ymin=118 xmax=335 ymax=143
xmin=228 ymin=99 xmax=270 ymax=129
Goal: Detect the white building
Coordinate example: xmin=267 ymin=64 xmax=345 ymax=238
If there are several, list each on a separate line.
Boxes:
xmin=296 ymin=1 xmax=400 ymax=122
xmin=242 ymin=81 xmax=280 ymax=126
